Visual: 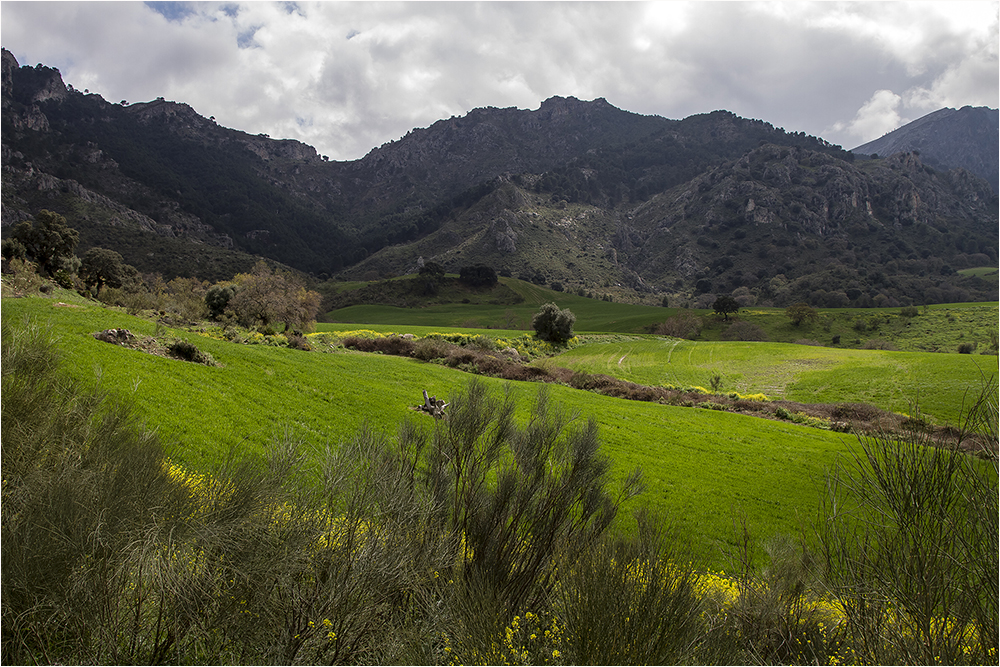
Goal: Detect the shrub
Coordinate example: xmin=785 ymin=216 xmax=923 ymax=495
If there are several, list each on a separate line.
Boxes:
xmin=958 ymin=342 xmax=977 ymax=354
xmin=532 ymin=303 xmax=576 ymax=343
xmin=167 ymin=339 xmax=215 ymax=365
xmin=343 ymin=335 xmax=415 ymax=357
xmin=553 ymin=514 xmax=713 ymax=664
xmin=656 ymin=312 xmax=703 ymax=339
xmin=205 ymin=283 xmax=235 ymax=319
xmin=785 ymin=302 xmax=817 ymax=327
xmin=286 ymin=332 xmax=311 ymax=351
xmin=1 ymin=258 xmax=44 ymax=295
xmin=721 ymin=320 xmax=768 ymax=342
xmin=412 ymin=337 xmax=452 ymax=361
xmin=861 ymin=339 xmax=899 ymax=351
xmin=820 ymin=382 xmax=998 ymax=665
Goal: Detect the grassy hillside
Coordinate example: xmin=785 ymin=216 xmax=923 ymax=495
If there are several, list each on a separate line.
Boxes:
xmin=3 ymin=294 xmax=860 ymax=568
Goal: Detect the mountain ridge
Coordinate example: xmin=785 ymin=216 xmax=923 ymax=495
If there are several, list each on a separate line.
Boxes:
xmin=2 ymin=48 xmax=996 ymax=306
xmin=851 ymin=105 xmax=998 ymax=191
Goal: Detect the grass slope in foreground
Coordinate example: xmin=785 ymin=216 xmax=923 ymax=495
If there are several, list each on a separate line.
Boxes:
xmin=4 ymin=295 xmax=855 ymax=568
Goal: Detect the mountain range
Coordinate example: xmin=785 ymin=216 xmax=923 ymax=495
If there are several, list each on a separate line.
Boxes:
xmin=2 ymin=48 xmax=997 ymax=307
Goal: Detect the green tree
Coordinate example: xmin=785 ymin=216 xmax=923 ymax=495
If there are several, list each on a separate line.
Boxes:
xmin=785 ymin=302 xmax=818 ymax=326
xmin=532 ymin=302 xmax=576 ymax=343
xmin=1 ymin=237 xmax=27 ymax=262
xmin=226 ymin=261 xmax=321 ymax=330
xmin=205 ymin=284 xmax=236 ymax=319
xmin=712 ymin=295 xmax=740 ymax=321
xmin=79 ymin=247 xmax=130 ymax=296
xmin=11 ymin=210 xmax=79 ymax=276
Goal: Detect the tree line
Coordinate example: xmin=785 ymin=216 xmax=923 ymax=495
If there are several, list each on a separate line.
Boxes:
xmin=2 ymin=210 xmax=322 ymax=331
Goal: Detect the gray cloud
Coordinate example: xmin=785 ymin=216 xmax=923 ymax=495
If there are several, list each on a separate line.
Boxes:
xmin=2 ymin=1 xmax=996 ymax=160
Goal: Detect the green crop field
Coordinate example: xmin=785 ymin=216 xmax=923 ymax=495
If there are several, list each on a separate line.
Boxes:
xmin=4 ymin=295 xmax=861 ymax=568
xmin=550 ymin=338 xmax=994 ymax=427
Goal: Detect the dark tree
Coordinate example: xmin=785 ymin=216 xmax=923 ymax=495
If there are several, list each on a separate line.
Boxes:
xmin=532 ymin=303 xmax=576 ymax=343
xmin=418 ymin=261 xmax=445 ymax=280
xmin=79 ymin=247 xmax=130 ymax=296
xmin=205 ymin=284 xmax=236 ymax=319
xmin=712 ymin=295 xmax=740 ymax=321
xmin=458 ymin=264 xmax=498 ymax=288
xmin=11 ymin=210 xmax=79 ymax=276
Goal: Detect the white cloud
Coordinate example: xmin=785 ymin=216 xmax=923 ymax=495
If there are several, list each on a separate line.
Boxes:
xmin=829 ymin=90 xmax=905 ymax=144
xmin=1 ymin=1 xmax=997 ymax=160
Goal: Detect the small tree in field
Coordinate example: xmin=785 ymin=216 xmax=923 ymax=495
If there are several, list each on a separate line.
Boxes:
xmin=532 ymin=302 xmax=575 ymax=343
xmin=785 ymin=302 xmax=818 ymax=326
xmin=712 ymin=295 xmax=740 ymax=321
xmin=225 ymin=261 xmax=321 ymax=330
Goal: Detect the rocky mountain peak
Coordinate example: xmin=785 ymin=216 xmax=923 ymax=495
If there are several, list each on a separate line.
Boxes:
xmin=851 ymin=105 xmax=999 ymax=191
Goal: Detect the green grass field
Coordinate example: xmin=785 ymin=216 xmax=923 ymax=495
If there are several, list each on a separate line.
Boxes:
xmin=550 ymin=338 xmax=994 ymax=427
xmin=3 ymin=294 xmax=860 ymax=568
xmin=326 ymin=277 xmax=998 ymax=354
xmin=325 ymin=278 xmax=672 ymax=333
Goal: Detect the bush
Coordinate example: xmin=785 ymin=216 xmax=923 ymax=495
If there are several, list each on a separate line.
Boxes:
xmin=820 ymin=382 xmax=998 ymax=665
xmin=721 ymin=321 xmax=768 ymax=342
xmin=343 ymin=335 xmax=415 ymax=357
xmin=1 ymin=258 xmax=44 ymax=295
xmin=205 ymin=283 xmax=235 ymax=319
xmin=656 ymin=312 xmax=703 ymax=339
xmin=785 ymin=302 xmax=818 ymax=326
xmin=958 ymin=342 xmax=977 ymax=354
xmin=861 ymin=339 xmax=899 ymax=351
xmin=412 ymin=337 xmax=452 ymax=361
xmin=532 ymin=303 xmax=576 ymax=343
xmin=167 ymin=339 xmax=215 ymax=365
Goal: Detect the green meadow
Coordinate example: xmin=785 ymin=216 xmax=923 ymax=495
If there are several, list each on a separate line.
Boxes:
xmin=550 ymin=338 xmax=993 ymax=427
xmin=327 ymin=277 xmax=999 ymax=354
xmin=3 ymin=294 xmax=859 ymax=568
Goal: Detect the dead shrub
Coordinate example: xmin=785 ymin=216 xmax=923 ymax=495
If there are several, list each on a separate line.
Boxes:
xmin=721 ymin=321 xmax=769 ymax=342
xmin=655 ymin=312 xmax=703 ymax=339
xmin=861 ymin=339 xmax=899 ymax=351
xmin=413 ymin=338 xmax=453 ymax=361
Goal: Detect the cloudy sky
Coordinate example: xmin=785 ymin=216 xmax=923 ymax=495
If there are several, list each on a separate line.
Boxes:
xmin=3 ymin=1 xmax=997 ymax=161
